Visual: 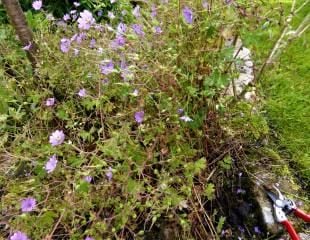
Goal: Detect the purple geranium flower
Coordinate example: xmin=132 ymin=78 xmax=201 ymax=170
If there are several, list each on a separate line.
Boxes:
xmin=49 ymin=130 xmax=65 ymax=146
xmin=73 ymin=48 xmax=79 ymax=56
xmin=108 ymin=11 xmax=116 ymax=20
xmin=151 ymin=5 xmax=157 ymax=18
xmin=89 ymin=38 xmax=96 ymax=48
xmin=22 ymin=42 xmax=32 ymax=51
xmin=177 ymin=108 xmax=184 ymax=115
xmin=225 ymin=0 xmax=234 ymax=5
xmin=110 ymin=35 xmax=126 ymax=49
xmin=254 ymin=226 xmax=262 ymax=234
xmin=106 ymin=167 xmax=113 ymax=181
xmin=45 ymin=97 xmax=55 ymax=107
xmin=236 ymin=188 xmax=246 ymax=194
xmin=73 ymin=1 xmax=80 ymax=7
xmin=154 ymin=26 xmax=163 ymax=34
xmin=21 ymin=197 xmax=36 ymax=212
xmin=84 ymin=176 xmax=92 ymax=183
xmin=116 ymin=22 xmax=127 ymax=36
xmin=78 ymin=88 xmax=87 ymax=97
xmin=180 ymin=116 xmax=193 ymax=122
xmin=132 ymin=89 xmax=139 ymax=96
xmin=85 ymin=237 xmax=94 ymax=240
xmin=135 ymin=111 xmax=144 ymax=123
xmin=63 ymin=13 xmax=71 ymax=21
xmin=97 ymin=10 xmax=103 ymax=17
xmin=32 ymin=0 xmax=42 ymax=10
xmin=132 ymin=5 xmax=141 ymax=18
xmin=132 ymin=24 xmax=145 ymax=37
xmin=100 ymin=60 xmax=114 ymax=75
xmin=73 ymin=32 xmax=87 ymax=44
xmin=120 ymin=59 xmax=132 ymax=81
xmin=183 ymin=6 xmax=194 ymax=24
xmin=10 ymin=231 xmax=29 ymax=240
xmin=45 ymin=155 xmax=58 ymax=173
xmin=77 ymin=10 xmax=95 ymax=30
xmin=238 ymin=225 xmax=245 ymax=233
xmin=60 ymin=38 xmax=71 ymax=53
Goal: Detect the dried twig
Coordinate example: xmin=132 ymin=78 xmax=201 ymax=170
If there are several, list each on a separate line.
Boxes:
xmin=44 ymin=212 xmax=64 ymax=240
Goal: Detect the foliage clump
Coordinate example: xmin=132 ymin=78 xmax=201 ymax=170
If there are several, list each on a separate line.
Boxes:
xmin=0 ymin=1 xmax=270 ymax=239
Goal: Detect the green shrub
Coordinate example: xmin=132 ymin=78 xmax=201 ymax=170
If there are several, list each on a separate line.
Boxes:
xmin=0 ymin=1 xmax=268 ymax=239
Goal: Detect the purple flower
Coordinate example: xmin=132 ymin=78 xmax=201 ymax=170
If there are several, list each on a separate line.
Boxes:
xmin=63 ymin=14 xmax=71 ymax=21
xmin=21 ymin=197 xmax=36 ymax=212
xmin=84 ymin=176 xmax=92 ymax=183
xmin=106 ymin=167 xmax=113 ymax=181
xmin=154 ymin=26 xmax=163 ymax=34
xmin=97 ymin=48 xmax=103 ymax=54
xmin=110 ymin=35 xmax=126 ymax=49
xmin=77 ymin=10 xmax=95 ymax=30
xmin=151 ymin=5 xmax=157 ymax=18
xmin=73 ymin=32 xmax=87 ymax=44
xmin=60 ymin=38 xmax=71 ymax=53
xmin=32 ymin=0 xmax=42 ymax=10
xmin=100 ymin=60 xmax=115 ymax=75
xmin=254 ymin=226 xmax=262 ymax=234
xmin=22 ymin=42 xmax=32 ymax=51
xmin=85 ymin=237 xmax=94 ymax=240
xmin=225 ymin=0 xmax=234 ymax=5
xmin=97 ymin=10 xmax=103 ymax=17
xmin=116 ymin=23 xmax=127 ymax=36
xmin=10 ymin=231 xmax=29 ymax=240
xmin=236 ymin=188 xmax=246 ymax=194
xmin=45 ymin=155 xmax=58 ymax=173
xmin=45 ymin=98 xmax=55 ymax=107
xmin=180 ymin=116 xmax=193 ymax=122
xmin=132 ymin=5 xmax=141 ymax=18
xmin=120 ymin=59 xmax=132 ymax=81
xmin=73 ymin=48 xmax=79 ymax=56
xmin=78 ymin=88 xmax=87 ymax=97
xmin=73 ymin=1 xmax=80 ymax=7
xmin=132 ymin=24 xmax=145 ymax=37
xmin=132 ymin=89 xmax=139 ymax=96
xmin=183 ymin=6 xmax=194 ymax=24
xmin=108 ymin=11 xmax=116 ymax=20
xmin=89 ymin=39 xmax=96 ymax=48
xmin=135 ymin=111 xmax=144 ymax=123
xmin=177 ymin=108 xmax=184 ymax=115
xmin=49 ymin=130 xmax=65 ymax=146
xmin=238 ymin=225 xmax=245 ymax=233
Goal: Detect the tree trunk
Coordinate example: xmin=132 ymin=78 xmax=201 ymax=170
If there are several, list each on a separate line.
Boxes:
xmin=2 ymin=0 xmax=38 ymax=68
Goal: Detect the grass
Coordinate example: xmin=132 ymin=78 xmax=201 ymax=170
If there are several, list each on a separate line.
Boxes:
xmin=242 ymin=0 xmax=310 ymax=181
xmin=263 ymin=30 xmax=310 ymax=181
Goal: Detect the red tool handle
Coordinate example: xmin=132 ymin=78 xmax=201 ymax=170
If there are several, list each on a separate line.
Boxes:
xmin=281 ymin=220 xmax=300 ymax=240
xmin=294 ymin=208 xmax=310 ymax=222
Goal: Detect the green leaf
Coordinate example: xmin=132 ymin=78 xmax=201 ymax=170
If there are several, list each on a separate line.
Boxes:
xmin=219 ymin=155 xmax=232 ymax=170
xmin=204 ymin=183 xmax=215 ymax=200
xmin=126 ymin=178 xmax=143 ymax=195
xmin=216 ymin=216 xmax=226 ymax=234
xmin=67 ymin=156 xmax=85 ymax=167
xmin=76 ymin=181 xmax=89 ymax=193
xmin=56 ymin=108 xmax=69 ymax=120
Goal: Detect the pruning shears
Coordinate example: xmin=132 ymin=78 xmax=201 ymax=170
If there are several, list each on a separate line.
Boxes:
xmin=264 ymin=185 xmax=310 ymax=240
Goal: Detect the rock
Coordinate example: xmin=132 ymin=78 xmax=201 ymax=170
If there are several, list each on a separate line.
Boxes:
xmin=224 ymin=37 xmax=256 ymax=97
